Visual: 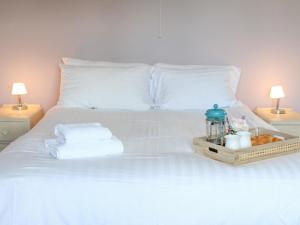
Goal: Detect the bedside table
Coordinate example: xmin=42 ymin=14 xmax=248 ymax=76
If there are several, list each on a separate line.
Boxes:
xmin=0 ymin=104 xmax=44 ymax=151
xmin=254 ymin=108 xmax=300 ymax=137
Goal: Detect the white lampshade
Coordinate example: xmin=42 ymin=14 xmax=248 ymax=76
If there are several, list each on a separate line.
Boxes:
xmin=11 ymin=83 xmax=27 ymax=95
xmin=270 ymin=85 xmax=285 ymax=99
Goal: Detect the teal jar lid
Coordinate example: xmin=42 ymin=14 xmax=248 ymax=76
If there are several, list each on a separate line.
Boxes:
xmin=205 ymin=104 xmax=227 ymax=121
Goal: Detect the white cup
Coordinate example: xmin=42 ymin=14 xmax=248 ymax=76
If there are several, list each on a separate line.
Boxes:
xmin=237 ymin=131 xmax=252 ymax=148
xmin=225 ymin=134 xmax=241 ymax=150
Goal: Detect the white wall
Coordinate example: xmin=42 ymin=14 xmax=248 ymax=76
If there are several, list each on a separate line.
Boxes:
xmin=0 ymin=0 xmax=299 ymax=111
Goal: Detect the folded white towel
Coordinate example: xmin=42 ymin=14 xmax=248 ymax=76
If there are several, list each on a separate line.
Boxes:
xmin=45 ymin=136 xmax=124 ymax=159
xmin=54 ymin=123 xmax=113 ymax=144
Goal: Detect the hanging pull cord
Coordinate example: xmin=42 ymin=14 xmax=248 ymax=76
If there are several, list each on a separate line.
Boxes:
xmin=158 ymin=0 xmax=163 ymax=39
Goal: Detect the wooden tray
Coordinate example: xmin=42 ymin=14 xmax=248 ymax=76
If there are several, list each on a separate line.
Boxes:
xmin=193 ymin=128 xmax=300 ymax=165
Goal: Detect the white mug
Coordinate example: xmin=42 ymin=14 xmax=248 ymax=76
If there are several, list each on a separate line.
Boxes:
xmin=237 ymin=131 xmax=252 ymax=148
xmin=225 ymin=134 xmax=241 ymax=150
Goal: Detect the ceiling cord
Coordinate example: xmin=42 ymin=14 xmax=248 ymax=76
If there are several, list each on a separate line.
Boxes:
xmin=158 ymin=0 xmax=163 ymax=39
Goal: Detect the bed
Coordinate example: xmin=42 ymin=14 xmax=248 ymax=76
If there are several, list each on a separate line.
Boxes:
xmin=1 ymin=104 xmax=300 ymax=225
xmin=1 ymin=60 xmax=299 ymax=225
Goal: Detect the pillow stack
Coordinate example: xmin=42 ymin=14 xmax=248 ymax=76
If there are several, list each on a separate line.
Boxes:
xmin=59 ymin=58 xmax=241 ymax=111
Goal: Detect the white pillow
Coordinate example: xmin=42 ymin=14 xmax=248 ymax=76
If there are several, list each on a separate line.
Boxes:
xmin=154 ymin=68 xmax=238 ymax=110
xmin=58 ymin=64 xmax=152 ymax=110
xmin=62 ymin=57 xmax=147 ymax=68
xmin=155 ymin=63 xmax=241 ymax=94
xmin=62 ymin=58 xmax=157 ymax=105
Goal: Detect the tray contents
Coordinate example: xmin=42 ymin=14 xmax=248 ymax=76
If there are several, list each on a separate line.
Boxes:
xmin=225 ymin=131 xmax=252 ymax=150
xmin=205 ymin=104 xmax=252 ymax=150
xmin=205 ymin=104 xmax=227 ymax=146
xmin=251 ymin=134 xmax=283 ymax=146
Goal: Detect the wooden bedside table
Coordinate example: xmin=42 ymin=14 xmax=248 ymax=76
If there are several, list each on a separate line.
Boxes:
xmin=0 ymin=104 xmax=44 ymax=151
xmin=254 ymin=108 xmax=300 ymax=137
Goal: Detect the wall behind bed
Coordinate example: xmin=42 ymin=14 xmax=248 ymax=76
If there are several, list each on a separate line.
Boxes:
xmin=0 ymin=0 xmax=299 ymax=111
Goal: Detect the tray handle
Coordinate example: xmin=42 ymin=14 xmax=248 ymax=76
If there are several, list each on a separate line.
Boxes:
xmin=208 ymin=147 xmax=219 ymax=153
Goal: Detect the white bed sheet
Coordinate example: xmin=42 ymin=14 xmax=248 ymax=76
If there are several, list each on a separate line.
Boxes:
xmin=0 ymin=105 xmax=300 ymax=225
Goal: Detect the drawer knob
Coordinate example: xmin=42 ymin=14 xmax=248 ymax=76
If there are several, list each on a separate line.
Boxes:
xmin=1 ymin=130 xmax=8 ymax=136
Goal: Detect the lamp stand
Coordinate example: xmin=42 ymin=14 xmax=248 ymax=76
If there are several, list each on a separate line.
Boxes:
xmin=271 ymin=98 xmax=285 ymax=114
xmin=12 ymin=95 xmax=27 ymax=111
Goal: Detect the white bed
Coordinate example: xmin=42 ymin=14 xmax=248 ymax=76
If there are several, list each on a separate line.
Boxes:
xmin=1 ymin=104 xmax=300 ymax=225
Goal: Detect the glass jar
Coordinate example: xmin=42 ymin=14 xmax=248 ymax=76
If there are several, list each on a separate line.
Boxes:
xmin=205 ymin=104 xmax=227 ymax=145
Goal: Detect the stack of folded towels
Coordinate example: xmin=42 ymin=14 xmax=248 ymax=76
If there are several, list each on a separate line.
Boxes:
xmin=45 ymin=123 xmax=124 ymax=159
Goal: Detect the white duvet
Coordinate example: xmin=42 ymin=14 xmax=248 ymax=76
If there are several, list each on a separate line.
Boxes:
xmin=0 ymin=105 xmax=300 ymax=225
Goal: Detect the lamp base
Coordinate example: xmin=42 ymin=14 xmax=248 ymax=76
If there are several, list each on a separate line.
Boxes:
xmin=12 ymin=105 xmax=28 ymax=111
xmin=271 ymin=108 xmax=286 ymax=114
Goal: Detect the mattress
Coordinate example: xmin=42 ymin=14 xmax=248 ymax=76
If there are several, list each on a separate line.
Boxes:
xmin=0 ymin=104 xmax=300 ymax=225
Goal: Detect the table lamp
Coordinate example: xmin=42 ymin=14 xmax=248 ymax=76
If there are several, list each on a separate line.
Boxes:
xmin=270 ymin=85 xmax=285 ymax=114
xmin=11 ymin=83 xmax=28 ymax=110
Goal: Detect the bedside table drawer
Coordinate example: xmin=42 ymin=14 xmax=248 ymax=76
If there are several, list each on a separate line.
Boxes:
xmin=274 ymin=124 xmax=300 ymax=137
xmin=0 ymin=121 xmax=29 ymax=142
